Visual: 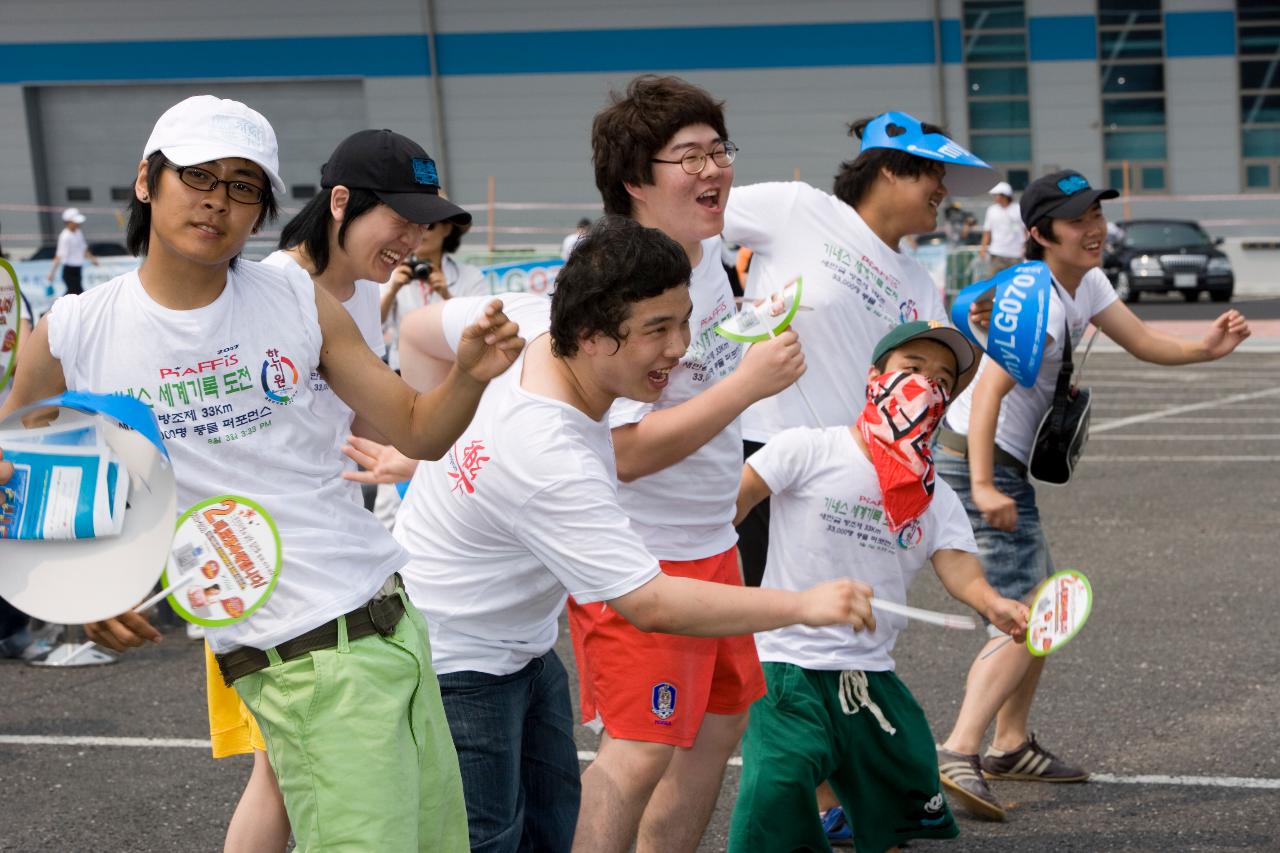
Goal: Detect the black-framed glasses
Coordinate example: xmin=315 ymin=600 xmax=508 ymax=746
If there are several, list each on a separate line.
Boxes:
xmin=164 ymin=161 xmax=267 ymax=205
xmin=651 ymin=141 xmax=738 ymax=175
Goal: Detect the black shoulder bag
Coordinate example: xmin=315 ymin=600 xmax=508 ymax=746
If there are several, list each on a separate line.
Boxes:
xmin=1028 ymin=307 xmax=1097 ymax=486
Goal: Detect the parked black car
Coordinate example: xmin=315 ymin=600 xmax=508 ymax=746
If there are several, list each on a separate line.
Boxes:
xmin=1102 ymin=219 xmax=1233 ymax=303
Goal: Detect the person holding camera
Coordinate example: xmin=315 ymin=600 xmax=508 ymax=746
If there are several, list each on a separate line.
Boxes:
xmin=380 ymin=208 xmax=485 ymax=372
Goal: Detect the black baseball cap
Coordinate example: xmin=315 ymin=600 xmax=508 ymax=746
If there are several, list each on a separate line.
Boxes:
xmin=320 ymin=129 xmax=472 ymax=227
xmin=1020 ymin=169 xmax=1118 ymax=228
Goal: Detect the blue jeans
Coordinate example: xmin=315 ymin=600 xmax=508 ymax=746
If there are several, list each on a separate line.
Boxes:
xmin=438 ymin=651 xmax=581 ymax=853
xmin=936 ymin=452 xmax=1055 ymax=605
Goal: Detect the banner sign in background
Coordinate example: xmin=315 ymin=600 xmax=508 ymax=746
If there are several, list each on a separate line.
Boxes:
xmin=950 ymin=261 xmax=1052 ymax=388
xmin=10 ymin=258 xmax=139 ymax=319
xmin=476 ymin=257 xmax=563 ymax=297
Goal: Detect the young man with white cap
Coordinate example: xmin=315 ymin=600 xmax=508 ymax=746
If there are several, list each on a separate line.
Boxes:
xmin=979 ymin=181 xmax=1026 ymax=277
xmin=0 ymin=94 xmax=525 ymax=850
xmin=729 ymin=320 xmax=1027 ymax=853
xmin=47 ymin=207 xmax=98 ymax=295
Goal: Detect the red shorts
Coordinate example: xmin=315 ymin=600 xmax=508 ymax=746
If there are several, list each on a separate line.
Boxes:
xmin=567 ymin=546 xmax=765 ymax=748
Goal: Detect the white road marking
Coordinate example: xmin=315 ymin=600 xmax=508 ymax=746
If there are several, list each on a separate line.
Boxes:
xmin=1091 ymin=435 xmax=1280 ymax=440
xmin=1091 ymin=388 xmax=1280 ymax=433
xmin=1086 ymin=456 xmax=1280 ymax=462
xmin=4 ymin=736 xmax=1278 ymax=791
xmin=0 ymin=735 xmax=211 ymax=749
xmin=1090 ymin=773 xmax=1280 ymax=790
xmin=1123 ymin=417 xmax=1280 ymax=424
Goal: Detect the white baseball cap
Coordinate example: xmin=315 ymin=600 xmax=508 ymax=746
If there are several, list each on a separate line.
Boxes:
xmin=142 ymin=95 xmax=286 ymax=196
xmin=61 ymin=207 xmax=86 ymax=224
xmin=989 ymin=181 xmax=1014 ymax=197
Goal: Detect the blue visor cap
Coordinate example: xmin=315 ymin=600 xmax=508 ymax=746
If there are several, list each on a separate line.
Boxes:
xmin=859 ymin=111 xmax=997 ymax=196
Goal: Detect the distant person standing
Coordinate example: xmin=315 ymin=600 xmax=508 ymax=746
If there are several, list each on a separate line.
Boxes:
xmin=979 ymin=182 xmax=1025 ymax=277
xmin=47 ymin=208 xmax=99 ymax=295
xmin=561 ymin=217 xmax=591 ymax=260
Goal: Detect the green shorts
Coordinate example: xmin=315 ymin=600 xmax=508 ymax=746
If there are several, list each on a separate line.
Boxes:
xmin=729 ymin=663 xmax=957 ymax=853
xmin=234 ymin=591 xmax=468 ymax=852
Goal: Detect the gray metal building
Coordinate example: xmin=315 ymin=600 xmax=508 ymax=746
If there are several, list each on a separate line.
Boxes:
xmin=0 ymin=0 xmax=1271 ymax=252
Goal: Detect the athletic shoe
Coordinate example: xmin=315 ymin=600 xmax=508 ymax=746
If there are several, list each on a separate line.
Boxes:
xmin=981 ymin=734 xmax=1089 ymax=782
xmin=820 ymin=805 xmax=854 ymax=847
xmin=937 ymin=747 xmax=1006 ymax=821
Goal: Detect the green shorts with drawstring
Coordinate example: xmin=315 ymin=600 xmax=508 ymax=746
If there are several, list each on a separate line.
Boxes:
xmin=729 ymin=663 xmax=958 ymax=853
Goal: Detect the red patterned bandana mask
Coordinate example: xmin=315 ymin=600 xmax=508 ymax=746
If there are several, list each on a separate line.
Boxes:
xmin=856 ymin=371 xmax=949 ymax=532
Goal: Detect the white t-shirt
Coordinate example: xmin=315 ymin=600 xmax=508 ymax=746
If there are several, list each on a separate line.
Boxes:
xmin=561 ymin=232 xmax=583 ymax=261
xmin=46 ymin=264 xmax=405 ymax=652
xmin=749 ymin=426 xmax=976 ymax=671
xmin=56 ymin=228 xmax=88 ymax=267
xmin=723 ymin=182 xmax=948 ymax=442
xmin=394 ymin=293 xmax=661 ymax=676
xmin=984 ymin=203 xmax=1026 ymax=259
xmin=382 ymin=255 xmax=487 ymax=371
xmin=945 ymin=267 xmax=1118 ymax=463
xmin=608 ymin=236 xmax=743 ymax=560
xmin=261 ymin=251 xmax=385 ymax=504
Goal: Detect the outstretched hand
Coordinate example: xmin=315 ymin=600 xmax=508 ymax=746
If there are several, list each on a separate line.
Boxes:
xmin=455 ymin=299 xmax=525 ymax=383
xmin=1201 ymin=309 xmax=1250 ymax=360
xmin=800 ymin=579 xmax=877 ymax=633
xmin=342 ymin=435 xmax=419 ymax=485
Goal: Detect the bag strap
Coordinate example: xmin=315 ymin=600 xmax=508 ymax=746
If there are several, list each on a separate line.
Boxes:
xmin=1048 ymin=286 xmax=1075 ymax=438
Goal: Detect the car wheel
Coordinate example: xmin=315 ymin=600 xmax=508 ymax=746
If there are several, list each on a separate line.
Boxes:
xmin=1181 ymin=290 xmax=1199 ymax=302
xmin=1115 ymin=272 xmax=1139 ymax=303
xmin=1210 ymin=288 xmax=1232 ymax=303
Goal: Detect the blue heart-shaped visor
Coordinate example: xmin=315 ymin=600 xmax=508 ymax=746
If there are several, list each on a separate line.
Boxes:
xmin=859 ymin=111 xmax=997 ymax=196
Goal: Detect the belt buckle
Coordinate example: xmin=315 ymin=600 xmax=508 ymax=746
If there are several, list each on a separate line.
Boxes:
xmin=368 ymin=595 xmax=401 ymax=636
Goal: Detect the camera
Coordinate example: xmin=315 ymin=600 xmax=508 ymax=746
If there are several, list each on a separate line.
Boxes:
xmin=406 ymin=255 xmax=434 ymax=281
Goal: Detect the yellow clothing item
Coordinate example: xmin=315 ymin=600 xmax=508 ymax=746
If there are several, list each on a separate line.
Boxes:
xmin=204 ymin=641 xmax=266 ymax=757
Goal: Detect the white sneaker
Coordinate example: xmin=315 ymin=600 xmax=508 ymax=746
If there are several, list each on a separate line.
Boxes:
xmin=186 ymin=623 xmax=206 ymax=640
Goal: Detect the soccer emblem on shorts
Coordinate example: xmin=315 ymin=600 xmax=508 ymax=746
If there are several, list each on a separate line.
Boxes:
xmin=651 ymin=682 xmax=677 ymax=721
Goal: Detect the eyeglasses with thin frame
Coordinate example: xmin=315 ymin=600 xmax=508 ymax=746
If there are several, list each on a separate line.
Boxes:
xmin=650 ymin=141 xmax=738 ymax=175
xmin=164 ymin=161 xmax=267 ymax=205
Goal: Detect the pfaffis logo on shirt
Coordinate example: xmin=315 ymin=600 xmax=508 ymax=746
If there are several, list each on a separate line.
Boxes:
xmin=260 ymin=349 xmax=299 ymax=404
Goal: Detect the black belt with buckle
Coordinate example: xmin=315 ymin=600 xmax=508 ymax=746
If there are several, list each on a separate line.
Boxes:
xmin=215 ymin=583 xmax=405 ymax=687
xmin=937 ymin=427 xmax=1028 ymax=478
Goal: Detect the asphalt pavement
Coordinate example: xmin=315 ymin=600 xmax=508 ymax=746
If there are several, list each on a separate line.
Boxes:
xmin=3 ymin=337 xmax=1279 ymax=852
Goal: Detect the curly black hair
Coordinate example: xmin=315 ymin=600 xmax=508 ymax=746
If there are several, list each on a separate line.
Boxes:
xmin=550 ymin=215 xmax=691 ymax=358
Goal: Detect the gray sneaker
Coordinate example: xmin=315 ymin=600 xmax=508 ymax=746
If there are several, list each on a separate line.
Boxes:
xmin=981 ymin=734 xmax=1089 ymax=782
xmin=937 ymin=747 xmax=1006 ymax=821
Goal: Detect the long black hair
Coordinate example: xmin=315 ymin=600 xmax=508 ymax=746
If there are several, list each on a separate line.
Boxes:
xmin=277 ymin=188 xmax=382 ymax=274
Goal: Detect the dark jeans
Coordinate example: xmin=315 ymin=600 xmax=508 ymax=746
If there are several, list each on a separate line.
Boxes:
xmin=62 ymin=265 xmax=83 ymax=295
xmin=438 ymin=650 xmax=581 ymax=853
xmin=736 ymin=440 xmax=770 ymax=587
xmin=0 ymin=596 xmax=31 ymax=657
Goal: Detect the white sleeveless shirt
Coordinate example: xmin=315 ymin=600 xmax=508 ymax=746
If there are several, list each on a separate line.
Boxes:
xmin=47 ymin=262 xmax=406 ymax=652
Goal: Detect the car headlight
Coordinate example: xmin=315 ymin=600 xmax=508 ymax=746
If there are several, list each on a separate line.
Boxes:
xmin=1207 ymin=257 xmax=1232 ymax=275
xmin=1129 ymin=255 xmax=1163 ymax=277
